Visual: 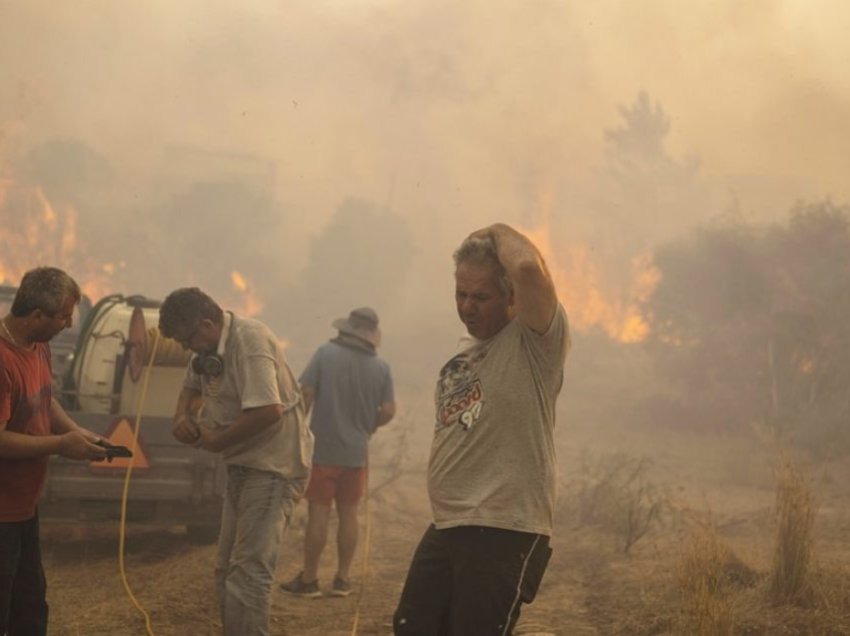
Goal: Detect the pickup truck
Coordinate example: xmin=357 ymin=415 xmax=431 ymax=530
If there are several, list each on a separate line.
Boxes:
xmin=39 ymin=293 xmax=225 ymax=542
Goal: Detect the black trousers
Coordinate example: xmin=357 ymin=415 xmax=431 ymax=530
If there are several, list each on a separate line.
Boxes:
xmin=0 ymin=513 xmax=48 ymax=636
xmin=394 ymin=524 xmax=551 ymax=636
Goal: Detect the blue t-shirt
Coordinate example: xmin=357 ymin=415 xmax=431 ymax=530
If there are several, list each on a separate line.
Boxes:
xmin=299 ymin=340 xmax=394 ymax=467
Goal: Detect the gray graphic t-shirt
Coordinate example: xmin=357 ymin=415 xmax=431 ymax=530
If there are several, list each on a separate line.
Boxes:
xmin=427 ymin=305 xmax=569 ymax=536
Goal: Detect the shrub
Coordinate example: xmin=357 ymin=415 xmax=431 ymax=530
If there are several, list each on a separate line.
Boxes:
xmin=769 ymin=456 xmax=816 ymax=604
xmin=566 ymin=452 xmax=666 ymax=554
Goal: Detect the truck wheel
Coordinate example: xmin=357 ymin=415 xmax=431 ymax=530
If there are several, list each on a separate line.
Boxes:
xmin=186 ymin=524 xmax=219 ymax=544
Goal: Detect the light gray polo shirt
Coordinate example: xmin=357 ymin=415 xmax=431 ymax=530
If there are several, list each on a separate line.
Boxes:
xmin=184 ymin=312 xmax=313 ymax=479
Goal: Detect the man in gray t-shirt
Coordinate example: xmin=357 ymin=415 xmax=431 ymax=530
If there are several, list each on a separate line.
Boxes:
xmin=281 ymin=307 xmax=395 ymax=598
xmin=394 ymin=224 xmax=570 ymax=635
xmin=159 ymin=287 xmax=312 ymax=636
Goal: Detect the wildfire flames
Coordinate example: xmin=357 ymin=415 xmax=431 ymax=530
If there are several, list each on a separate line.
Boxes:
xmin=0 ymin=160 xmax=266 ymax=317
xmin=230 ymin=270 xmax=263 ymax=317
xmin=3 ymin=149 xmax=650 ymax=335
xmin=0 ymin=176 xmax=121 ymax=300
xmin=522 ymin=222 xmax=660 ymax=344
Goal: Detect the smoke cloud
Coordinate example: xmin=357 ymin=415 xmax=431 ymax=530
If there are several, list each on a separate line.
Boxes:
xmin=2 ymin=0 xmax=849 ymax=381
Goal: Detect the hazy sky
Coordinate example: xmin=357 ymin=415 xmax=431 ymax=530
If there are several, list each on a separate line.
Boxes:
xmin=4 ymin=1 xmax=849 ymax=201
xmin=2 ymin=0 xmax=849 ymax=342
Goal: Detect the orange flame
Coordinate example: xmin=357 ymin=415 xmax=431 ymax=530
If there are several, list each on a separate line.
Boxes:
xmin=0 ymin=179 xmax=120 ymax=300
xmin=230 ymin=270 xmax=263 ymax=317
xmin=231 ymin=270 xmax=248 ymax=292
xmin=521 ymin=188 xmax=660 ymax=343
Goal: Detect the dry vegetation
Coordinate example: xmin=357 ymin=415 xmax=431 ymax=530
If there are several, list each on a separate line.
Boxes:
xmin=555 ymin=426 xmax=850 ymax=636
xmin=769 ymin=457 xmax=816 ymax=605
xmin=40 ymin=407 xmax=850 ymax=635
xmin=565 ymin=452 xmax=667 ymax=554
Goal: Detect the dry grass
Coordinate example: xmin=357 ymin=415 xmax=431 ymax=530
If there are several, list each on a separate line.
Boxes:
xmin=674 ymin=523 xmax=739 ymax=635
xmin=658 ymin=453 xmax=850 ymax=635
xmin=42 ymin=430 xmax=850 ymax=635
xmin=769 ymin=455 xmax=817 ymax=605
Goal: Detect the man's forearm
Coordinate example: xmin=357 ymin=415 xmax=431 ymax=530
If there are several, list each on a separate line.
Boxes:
xmin=0 ymin=429 xmax=63 ymax=459
xmin=486 ymin=223 xmax=548 ymax=280
xmin=205 ymin=404 xmax=283 ymax=452
xmin=1 ymin=423 xmax=106 ymax=461
xmin=480 ymin=223 xmax=558 ymax=334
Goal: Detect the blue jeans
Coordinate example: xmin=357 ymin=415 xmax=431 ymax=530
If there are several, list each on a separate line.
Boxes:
xmin=215 ymin=466 xmax=303 ymax=636
xmin=0 ymin=513 xmax=48 ymax=636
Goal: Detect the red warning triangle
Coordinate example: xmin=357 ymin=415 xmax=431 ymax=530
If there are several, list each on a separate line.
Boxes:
xmin=90 ymin=418 xmax=150 ymax=470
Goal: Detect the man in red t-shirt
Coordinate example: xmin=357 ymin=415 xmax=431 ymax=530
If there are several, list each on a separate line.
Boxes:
xmin=0 ymin=267 xmax=107 ymax=636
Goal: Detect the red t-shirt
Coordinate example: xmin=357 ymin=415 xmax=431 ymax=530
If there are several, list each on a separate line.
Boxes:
xmin=0 ymin=338 xmax=53 ymax=522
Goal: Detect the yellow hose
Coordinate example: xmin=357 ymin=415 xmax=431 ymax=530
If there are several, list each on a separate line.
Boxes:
xmin=118 ymin=328 xmax=161 ymax=636
xmin=143 ymin=327 xmax=191 ymax=367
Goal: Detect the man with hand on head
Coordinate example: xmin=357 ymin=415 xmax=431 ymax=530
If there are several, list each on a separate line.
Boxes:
xmin=0 ymin=266 xmax=107 ymax=636
xmin=394 ymin=223 xmax=570 ymax=635
xmin=281 ymin=307 xmax=395 ymax=598
xmin=158 ymin=287 xmax=313 ymax=636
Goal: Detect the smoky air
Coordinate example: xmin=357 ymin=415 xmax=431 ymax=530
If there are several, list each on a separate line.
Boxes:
xmin=2 ymin=2 xmax=849 ymax=633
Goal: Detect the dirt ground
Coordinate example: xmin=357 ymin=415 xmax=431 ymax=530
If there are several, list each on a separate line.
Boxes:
xmin=42 ymin=472 xmax=593 ymax=636
xmin=41 ymin=420 xmax=850 ymax=635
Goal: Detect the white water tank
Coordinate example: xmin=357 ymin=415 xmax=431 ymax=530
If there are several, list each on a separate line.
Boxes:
xmin=71 ymin=295 xmax=189 ymax=417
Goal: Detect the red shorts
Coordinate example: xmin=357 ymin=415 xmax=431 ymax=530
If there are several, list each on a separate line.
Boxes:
xmin=304 ymin=464 xmax=367 ymax=506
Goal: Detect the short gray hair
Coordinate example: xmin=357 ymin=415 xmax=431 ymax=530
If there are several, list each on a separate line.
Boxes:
xmin=453 ymin=236 xmax=511 ymax=296
xmin=11 ymin=267 xmax=81 ymax=317
xmin=158 ymin=287 xmax=224 ymax=339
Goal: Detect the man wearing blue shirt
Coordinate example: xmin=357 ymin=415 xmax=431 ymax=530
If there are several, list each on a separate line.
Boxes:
xmin=281 ymin=307 xmax=395 ymax=598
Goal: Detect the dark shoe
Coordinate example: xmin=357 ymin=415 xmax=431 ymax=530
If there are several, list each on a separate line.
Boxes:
xmin=328 ymin=575 xmax=352 ymax=598
xmin=280 ymin=572 xmax=322 ymax=598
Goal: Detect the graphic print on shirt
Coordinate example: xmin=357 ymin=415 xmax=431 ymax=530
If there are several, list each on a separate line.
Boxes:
xmin=435 ymin=348 xmax=487 ymax=431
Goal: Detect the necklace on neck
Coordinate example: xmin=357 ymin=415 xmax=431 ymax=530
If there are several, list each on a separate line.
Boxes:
xmin=0 ymin=317 xmax=22 ymax=348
